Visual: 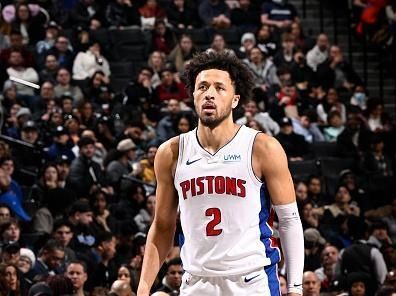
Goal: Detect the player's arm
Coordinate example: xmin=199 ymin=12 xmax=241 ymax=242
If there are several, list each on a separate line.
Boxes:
xmin=253 ymin=134 xmax=304 ymax=296
xmin=137 ymin=138 xmax=179 ymax=296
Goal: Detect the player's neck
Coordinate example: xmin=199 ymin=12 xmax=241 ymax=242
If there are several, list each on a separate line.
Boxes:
xmin=197 ymin=121 xmax=240 ymax=154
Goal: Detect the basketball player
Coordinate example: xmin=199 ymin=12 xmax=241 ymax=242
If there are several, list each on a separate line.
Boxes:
xmin=137 ymin=52 xmax=304 ymax=295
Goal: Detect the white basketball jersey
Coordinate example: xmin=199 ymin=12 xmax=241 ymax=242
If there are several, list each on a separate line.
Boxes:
xmin=174 ymin=125 xmax=281 ymax=277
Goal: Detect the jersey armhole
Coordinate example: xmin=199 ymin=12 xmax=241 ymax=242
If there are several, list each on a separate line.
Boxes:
xmin=248 ymin=131 xmax=264 ymax=186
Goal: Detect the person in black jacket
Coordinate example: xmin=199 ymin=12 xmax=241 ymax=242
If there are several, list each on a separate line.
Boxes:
xmin=106 ymin=0 xmax=141 ymax=28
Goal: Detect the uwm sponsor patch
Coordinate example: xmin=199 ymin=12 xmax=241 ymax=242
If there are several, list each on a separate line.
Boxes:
xmin=179 ymin=176 xmax=246 ymax=200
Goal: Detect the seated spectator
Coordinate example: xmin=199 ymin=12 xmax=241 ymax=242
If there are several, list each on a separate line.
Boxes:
xmin=65 ymin=260 xmax=88 ymax=296
xmin=243 ymin=46 xmax=280 ymax=95
xmin=304 ymin=228 xmax=326 ymax=271
xmin=290 ymin=49 xmax=314 ymax=92
xmin=306 ymin=33 xmax=329 ymax=72
xmin=32 ymin=81 xmax=57 ymax=117
xmin=112 ymin=183 xmax=146 ymax=221
xmin=1 ymin=218 xmax=22 ymax=246
xmin=9 ymin=3 xmax=46 ymax=46
xmin=18 ymin=247 xmax=36 ymax=276
xmin=91 ymin=189 xmax=116 ymax=233
xmin=206 ymin=34 xmax=235 ymax=55
xmin=314 ymin=245 xmax=339 ymax=292
xmin=134 ymin=193 xmax=156 ymax=232
xmin=173 ymin=113 xmax=195 ymax=138
xmin=323 ymin=110 xmax=345 ymax=142
xmin=0 ymin=30 xmax=34 ymax=68
xmin=0 ymin=80 xmax=24 ymax=117
xmin=6 ymin=107 xmax=31 ymax=140
xmin=295 ymin=180 xmax=308 ymax=204
xmin=46 ymin=274 xmax=74 ymax=295
xmin=139 ymin=145 xmax=158 ymax=185
xmin=151 ymin=20 xmax=177 ymax=55
xmin=36 ymin=21 xmax=61 ymax=56
xmin=230 ymin=0 xmax=260 ymax=32
xmin=139 ymin=0 xmax=167 ymax=31
xmin=302 ymin=271 xmax=321 ymax=295
xmin=44 ymin=35 xmax=75 ymax=71
xmin=290 ymin=21 xmax=315 ymax=53
xmin=156 ymin=257 xmax=183 ymax=294
xmin=275 ymin=117 xmax=309 ymax=162
xmin=168 ymin=34 xmax=198 ymax=73
xmin=39 ymin=54 xmax=60 ymax=84
xmin=117 ymin=264 xmax=138 ymax=293
xmin=54 ymin=68 xmax=84 ymax=106
xmin=6 ymin=49 xmax=39 ymax=97
xmin=260 ymin=0 xmax=298 ymax=31
xmin=20 ymin=120 xmax=40 ymax=145
xmin=350 ymin=85 xmax=368 ymax=110
xmin=236 ymin=32 xmax=256 ymax=60
xmin=156 ymin=99 xmax=183 ymax=142
xmin=339 ymin=170 xmax=369 ymax=211
xmin=52 ymin=219 xmax=77 ymax=264
xmin=0 ymin=157 xmax=23 ymax=203
xmin=316 ymin=45 xmax=362 ymax=93
xmin=273 ymin=32 xmax=296 ymax=69
xmin=72 ymin=40 xmax=111 ymax=83
xmin=236 ymin=99 xmax=280 ymax=136
xmin=124 ymin=66 xmax=155 ymax=111
xmin=148 ymin=51 xmax=167 ymax=89
xmin=367 ymin=220 xmax=393 ymax=249
xmin=166 ymin=0 xmax=200 ymax=29
xmin=0 ymin=262 xmax=24 ymax=295
xmin=154 ymin=67 xmax=188 ymax=103
xmin=79 ymin=101 xmax=97 ymax=131
xmin=256 ymin=24 xmax=278 ymax=57
xmin=198 ymin=0 xmax=231 ymax=29
xmin=301 ymin=201 xmax=321 ymax=229
xmin=292 ymin=113 xmax=325 ymax=143
xmin=316 ymin=88 xmax=347 ymax=125
xmin=110 ymin=279 xmax=133 ymax=296
xmin=31 ymin=240 xmax=65 ymax=278
xmin=69 ymin=0 xmax=106 ymax=30
xmin=106 ymin=0 xmax=141 ymax=29
xmin=307 ymin=175 xmax=329 ymax=207
xmin=0 ymin=204 xmax=11 ymax=225
xmin=365 ymin=98 xmax=393 ymax=134
xmin=46 ymin=125 xmax=75 ymax=162
xmin=362 ymin=135 xmax=394 ymax=176
xmin=1 ymin=241 xmax=21 ymax=266
xmin=274 ymin=76 xmax=298 ymax=119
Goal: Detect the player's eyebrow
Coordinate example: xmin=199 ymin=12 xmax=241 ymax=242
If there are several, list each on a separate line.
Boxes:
xmin=196 ymin=81 xmax=227 ymax=87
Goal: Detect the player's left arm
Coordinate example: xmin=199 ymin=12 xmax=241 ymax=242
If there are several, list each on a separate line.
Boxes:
xmin=253 ymin=133 xmax=304 ymax=296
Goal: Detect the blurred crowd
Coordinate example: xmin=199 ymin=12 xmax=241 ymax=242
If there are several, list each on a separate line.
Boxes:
xmin=0 ymin=0 xmax=395 ymax=295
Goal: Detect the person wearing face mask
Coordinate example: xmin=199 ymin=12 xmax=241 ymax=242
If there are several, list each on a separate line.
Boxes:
xmin=350 ymin=85 xmax=368 ymax=110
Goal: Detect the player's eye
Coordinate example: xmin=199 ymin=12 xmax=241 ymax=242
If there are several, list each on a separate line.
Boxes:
xmin=198 ymin=85 xmax=207 ymax=90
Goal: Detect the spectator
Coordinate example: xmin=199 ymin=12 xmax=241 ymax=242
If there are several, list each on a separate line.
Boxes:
xmin=302 ymin=271 xmax=321 ymax=296
xmin=156 ymin=257 xmax=183 ymax=294
xmin=306 ymin=33 xmax=329 ymax=72
xmin=316 ymin=45 xmax=362 ymax=92
xmin=68 ymin=136 xmax=105 ymax=197
xmin=315 ymin=245 xmax=339 ymax=292
xmin=198 ymin=0 xmax=231 ymax=29
xmin=291 ymin=113 xmax=325 ymax=143
xmin=36 ymin=21 xmax=61 ymax=56
xmin=148 ymin=51 xmax=167 ymax=89
xmin=91 ymin=189 xmax=115 ymax=233
xmin=365 ymin=98 xmax=393 ymax=134
xmin=124 ymin=67 xmax=155 ymax=112
xmin=54 ymin=68 xmax=84 ymax=106
xmin=301 ymin=201 xmax=320 ymax=229
xmin=367 ymin=220 xmax=393 ymax=249
xmin=39 ymin=54 xmax=60 ymax=84
xmin=0 ymin=263 xmax=22 ymax=296
xmin=0 ymin=30 xmax=35 ymax=68
xmin=236 ymin=99 xmax=280 ymax=136
xmin=79 ymin=101 xmax=97 ymax=131
xmin=295 ymin=180 xmax=308 ymax=204
xmin=275 ymin=116 xmax=309 ymax=161
xmin=151 ymin=20 xmax=177 ymax=55
xmin=44 ymin=35 xmax=75 ymax=71
xmin=18 ymin=247 xmax=36 ymax=275
xmin=6 ymin=49 xmax=39 ymax=97
xmin=106 ymin=0 xmax=141 ymax=29
xmin=134 ymin=193 xmax=156 ymax=232
xmin=168 ymin=34 xmax=198 ymax=73
xmin=69 ymin=0 xmax=105 ymax=30
xmin=362 ymin=136 xmax=394 ymax=176
xmin=290 ymin=49 xmax=314 ymax=92
xmin=206 ymin=34 xmax=235 ymax=55
xmin=350 ymin=85 xmax=368 ymax=110
xmin=139 ymin=0 xmax=167 ymax=31
xmin=66 ymin=260 xmax=88 ymax=296
xmin=154 ymin=67 xmax=188 ymax=103
xmin=52 ymin=219 xmax=76 ymax=264
xmin=32 ymin=80 xmax=56 ymax=117
xmin=46 ymin=274 xmax=74 ymax=295
xmin=1 ymin=218 xmax=21 ymax=244
xmin=110 ymin=279 xmax=134 ymax=296
xmin=386 ymin=0 xmax=396 ymax=35
xmin=28 ymin=282 xmax=53 ymax=296
xmin=256 ymin=24 xmax=278 ymax=57
xmin=166 ymin=0 xmax=199 ymax=29
xmin=139 ymin=145 xmax=158 ymax=184
xmin=323 ymin=111 xmax=345 ymax=142
xmin=156 ymin=99 xmax=182 ymax=142
xmin=0 ymin=205 xmax=11 ymax=225
xmin=236 ymin=32 xmax=256 ymax=60
xmin=273 ymin=33 xmax=296 ymax=69
xmin=307 ymin=175 xmax=329 ymax=207
xmin=31 ymin=240 xmax=65 ymax=278
xmin=290 ymin=21 xmax=315 ymax=53
xmin=6 ymin=106 xmax=31 ymax=139
xmin=347 ymin=272 xmax=371 ymax=296
xmin=304 ymin=228 xmax=326 ymax=271
xmin=20 ymin=120 xmax=40 ymax=145
xmin=1 ymin=242 xmax=21 ymax=266
xmin=46 ymin=126 xmax=75 ymax=162
xmin=72 ymin=40 xmax=111 ymax=83
xmin=316 ymin=88 xmax=347 ymax=125
xmin=260 ymin=0 xmax=298 ymax=30
xmin=117 ymin=264 xmax=138 ymax=293
xmin=230 ymin=0 xmax=260 ymax=32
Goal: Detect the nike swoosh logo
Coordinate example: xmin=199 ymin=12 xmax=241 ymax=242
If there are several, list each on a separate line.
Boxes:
xmin=186 ymin=158 xmax=201 ymax=165
xmin=244 ymin=274 xmax=260 ymax=283
xmin=293 ymin=283 xmax=302 ymax=287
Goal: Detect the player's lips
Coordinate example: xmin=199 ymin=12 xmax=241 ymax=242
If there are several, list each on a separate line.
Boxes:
xmin=202 ymin=103 xmax=216 ymax=110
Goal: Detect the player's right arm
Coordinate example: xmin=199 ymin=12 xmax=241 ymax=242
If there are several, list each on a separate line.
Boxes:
xmin=137 ymin=137 xmax=180 ymax=296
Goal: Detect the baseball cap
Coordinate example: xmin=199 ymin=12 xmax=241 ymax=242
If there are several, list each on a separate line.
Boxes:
xmin=0 ymin=194 xmax=31 ymax=221
xmin=16 ymin=107 xmax=32 ymax=119
xmin=28 ymin=282 xmax=53 ymax=296
xmin=70 ymin=200 xmax=92 ymax=215
xmin=3 ymin=241 xmax=21 ymax=253
xmin=55 ymin=154 xmax=72 ymax=165
xmin=279 ymin=117 xmax=292 ymax=127
xmin=52 ymin=125 xmax=68 ymax=137
xmin=304 ymin=228 xmax=326 ymax=245
xmin=22 ymin=120 xmax=38 ymax=131
xmin=117 ymin=139 xmax=136 ymax=152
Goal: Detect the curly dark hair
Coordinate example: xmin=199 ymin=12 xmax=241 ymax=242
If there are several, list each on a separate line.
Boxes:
xmin=183 ymin=51 xmax=255 ymax=104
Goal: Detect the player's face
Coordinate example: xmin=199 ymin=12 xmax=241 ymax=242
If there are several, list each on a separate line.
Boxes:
xmin=193 ymin=69 xmax=239 ymax=128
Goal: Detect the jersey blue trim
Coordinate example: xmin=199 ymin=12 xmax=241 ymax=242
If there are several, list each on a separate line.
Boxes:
xmin=264 ymin=264 xmax=281 ymax=296
xmin=179 ymin=232 xmax=185 ymax=248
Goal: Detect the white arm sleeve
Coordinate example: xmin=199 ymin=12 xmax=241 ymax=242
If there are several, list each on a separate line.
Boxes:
xmin=274 ymin=202 xmax=304 ymax=295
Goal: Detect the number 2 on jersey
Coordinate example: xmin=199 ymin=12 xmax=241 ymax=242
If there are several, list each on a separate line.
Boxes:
xmin=206 ymin=208 xmax=222 ymax=236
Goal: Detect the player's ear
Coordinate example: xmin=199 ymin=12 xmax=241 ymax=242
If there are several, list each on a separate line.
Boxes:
xmin=232 ymin=95 xmax=240 ymax=109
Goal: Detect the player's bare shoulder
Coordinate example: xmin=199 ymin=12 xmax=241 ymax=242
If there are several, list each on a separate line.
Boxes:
xmin=154 ymin=136 xmax=180 ymax=178
xmin=252 ymin=133 xmax=288 ymax=180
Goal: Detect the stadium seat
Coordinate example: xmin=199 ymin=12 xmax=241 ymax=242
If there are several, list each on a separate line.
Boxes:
xmin=112 ymin=45 xmax=146 ymax=62
xmin=311 ymin=142 xmax=339 ymax=158
xmin=109 ymin=28 xmax=145 ymax=46
xmin=319 ymin=157 xmax=355 ymax=177
xmin=110 ymin=62 xmax=134 ymax=78
xmin=183 ymin=28 xmax=211 ymax=46
xmin=110 ymin=77 xmax=130 ymax=93
xmin=288 ymin=159 xmax=320 ymax=180
xmin=214 ymin=27 xmax=241 ymax=45
xmin=90 ymin=29 xmax=110 ymax=48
